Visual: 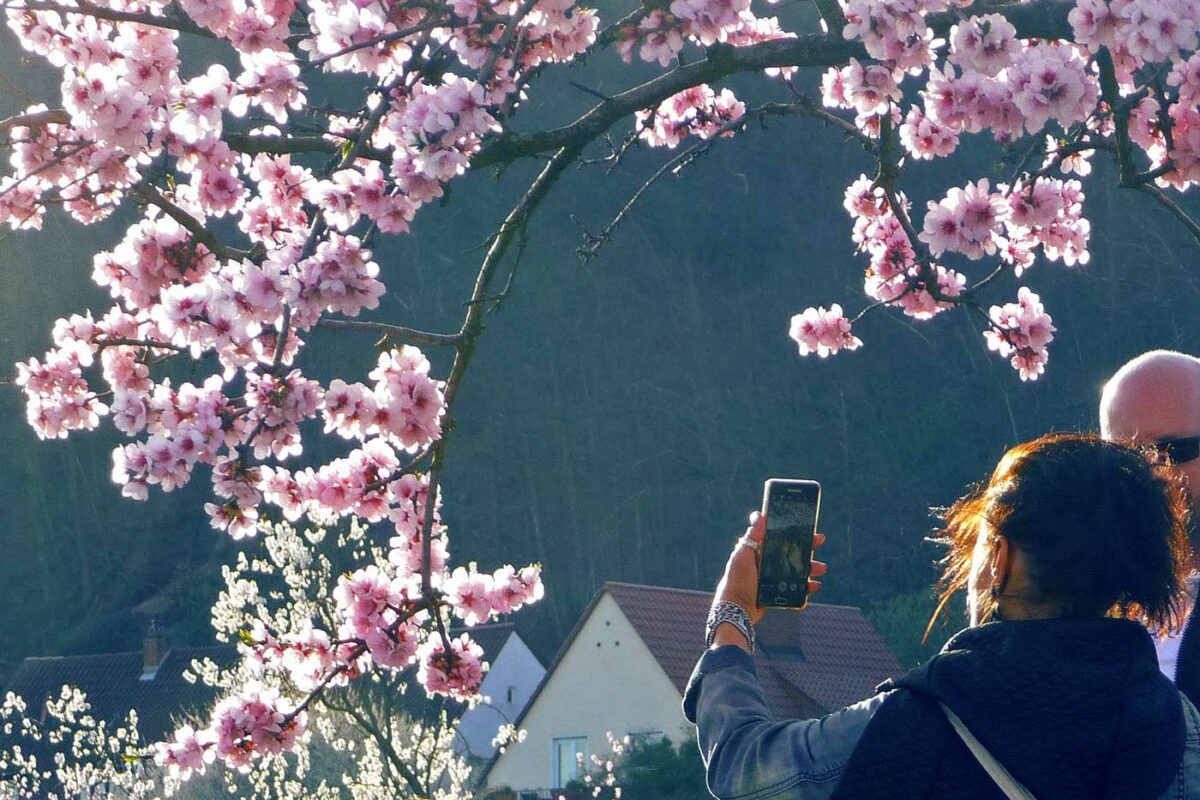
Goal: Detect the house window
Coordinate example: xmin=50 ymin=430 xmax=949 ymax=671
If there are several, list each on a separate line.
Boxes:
xmin=506 ymin=685 xmax=516 ymax=704
xmin=551 ymin=736 xmax=588 ymax=788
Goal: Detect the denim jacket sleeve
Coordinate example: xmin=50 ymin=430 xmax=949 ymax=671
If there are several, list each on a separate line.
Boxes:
xmin=682 ymin=645 xmax=889 ymax=800
xmin=1157 ymin=691 xmax=1200 ymax=800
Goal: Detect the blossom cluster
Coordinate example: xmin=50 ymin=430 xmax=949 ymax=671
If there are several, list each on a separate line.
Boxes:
xmin=780 ymin=0 xmax=1186 ymax=379
xmin=984 ymin=287 xmax=1057 ymax=381
xmin=155 ymin=683 xmax=306 ymax=778
xmin=636 ymin=85 xmax=747 ymax=148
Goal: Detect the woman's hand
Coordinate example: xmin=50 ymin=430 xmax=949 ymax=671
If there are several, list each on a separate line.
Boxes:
xmin=712 ymin=511 xmax=827 ymax=647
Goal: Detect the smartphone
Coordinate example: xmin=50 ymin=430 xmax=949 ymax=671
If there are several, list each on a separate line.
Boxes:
xmin=756 ymin=479 xmax=822 ymax=610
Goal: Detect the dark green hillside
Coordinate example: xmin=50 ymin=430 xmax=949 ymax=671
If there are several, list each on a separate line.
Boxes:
xmin=3 ymin=21 xmax=1200 ymax=680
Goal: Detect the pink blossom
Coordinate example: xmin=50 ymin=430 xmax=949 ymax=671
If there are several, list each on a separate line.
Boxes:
xmin=949 ymin=14 xmax=1017 ymax=77
xmin=667 ymin=0 xmax=748 ymax=45
xmin=417 ymin=633 xmax=486 ymax=701
xmin=1006 ymin=43 xmax=1098 ymax=135
xmin=169 ymin=65 xmax=234 ymax=144
xmin=636 ymin=85 xmax=745 ymax=148
xmin=278 ymin=624 xmax=335 ymax=692
xmin=619 ymin=11 xmax=685 ymax=67
xmin=445 ymin=567 xmax=495 ymax=626
xmin=788 ymin=304 xmax=862 ymax=358
xmin=840 ymin=0 xmax=935 ymax=71
xmin=899 ymin=106 xmax=958 ymax=160
xmin=984 ymin=287 xmax=1056 ymax=381
xmin=208 ymin=683 xmax=306 ymax=770
xmin=920 ymin=179 xmax=1008 ymax=260
xmin=1002 ymin=178 xmax=1091 ymax=266
xmin=154 ymin=725 xmax=217 ymax=779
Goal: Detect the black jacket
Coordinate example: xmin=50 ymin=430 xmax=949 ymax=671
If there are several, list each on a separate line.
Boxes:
xmin=830 ymin=618 xmax=1184 ymax=800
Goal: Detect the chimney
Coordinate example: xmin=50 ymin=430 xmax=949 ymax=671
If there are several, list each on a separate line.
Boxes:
xmin=141 ymin=619 xmax=169 ymax=681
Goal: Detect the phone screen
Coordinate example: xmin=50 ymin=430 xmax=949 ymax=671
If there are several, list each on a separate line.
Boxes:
xmin=756 ymin=479 xmax=820 ymax=609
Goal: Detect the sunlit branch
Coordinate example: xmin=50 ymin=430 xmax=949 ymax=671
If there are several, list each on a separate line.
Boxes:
xmin=322 ymin=696 xmax=427 ymax=796
xmin=0 ymin=108 xmax=70 ymax=135
xmin=415 ymin=143 xmax=582 ymax=595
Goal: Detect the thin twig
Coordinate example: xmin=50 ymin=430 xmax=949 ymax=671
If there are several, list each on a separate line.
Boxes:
xmin=304 ymin=19 xmax=445 ymax=71
xmin=1139 ymin=184 xmax=1200 ymax=248
xmin=95 ymin=337 xmax=187 ymax=352
xmin=317 ymin=318 xmax=462 ymax=347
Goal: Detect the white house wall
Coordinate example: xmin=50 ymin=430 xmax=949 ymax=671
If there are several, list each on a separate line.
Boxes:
xmin=485 ymin=591 xmax=692 ymax=792
xmin=458 ymin=634 xmax=545 ymax=759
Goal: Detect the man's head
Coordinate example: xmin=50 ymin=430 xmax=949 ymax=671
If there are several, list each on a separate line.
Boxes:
xmin=1100 ymin=350 xmax=1200 ymax=507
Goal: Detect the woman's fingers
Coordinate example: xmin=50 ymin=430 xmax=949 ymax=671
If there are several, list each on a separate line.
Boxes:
xmin=810 ymin=559 xmax=828 ymax=578
xmin=808 ymin=578 xmax=823 ymax=596
xmin=746 ymin=510 xmax=766 ymax=543
xmin=813 ymin=532 xmax=826 ymax=549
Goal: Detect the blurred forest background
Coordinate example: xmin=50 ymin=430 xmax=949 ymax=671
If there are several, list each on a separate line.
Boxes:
xmin=4 ymin=4 xmax=1200 ymax=684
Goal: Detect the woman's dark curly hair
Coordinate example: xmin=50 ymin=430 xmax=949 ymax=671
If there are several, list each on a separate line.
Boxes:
xmin=928 ymin=432 xmax=1191 ymax=635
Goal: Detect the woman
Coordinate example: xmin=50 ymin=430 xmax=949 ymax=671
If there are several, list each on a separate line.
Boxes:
xmin=684 ymin=434 xmax=1200 ymax=799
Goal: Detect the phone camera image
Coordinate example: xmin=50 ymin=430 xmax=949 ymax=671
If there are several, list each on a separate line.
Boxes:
xmin=757 ymin=480 xmax=820 ymax=610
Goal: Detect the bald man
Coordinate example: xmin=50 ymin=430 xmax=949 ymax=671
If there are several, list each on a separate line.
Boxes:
xmin=1101 ymin=349 xmax=1200 ymax=700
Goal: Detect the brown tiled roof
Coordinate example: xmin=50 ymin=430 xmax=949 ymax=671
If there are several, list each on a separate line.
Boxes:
xmin=605 ymin=582 xmax=903 ymax=715
xmin=481 ymin=582 xmax=904 ymax=786
xmin=4 ymin=645 xmax=238 ymax=743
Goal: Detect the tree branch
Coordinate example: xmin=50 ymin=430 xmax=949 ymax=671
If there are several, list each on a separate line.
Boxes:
xmin=813 ymin=0 xmax=847 ymax=36
xmin=0 ymin=0 xmax=214 ymax=37
xmin=472 ymin=0 xmax=1074 ymax=169
xmin=304 ymin=19 xmax=446 ymax=71
xmin=0 ymin=108 xmax=70 ymax=135
xmin=1139 ymin=183 xmax=1200 ymax=248
xmin=95 ymin=337 xmax=187 ymax=352
xmin=130 ymin=184 xmax=254 ymax=263
xmin=1096 ymin=47 xmax=1139 ymax=187
xmin=317 ymin=318 xmax=462 ymax=347
xmin=579 ymin=100 xmax=853 ymax=261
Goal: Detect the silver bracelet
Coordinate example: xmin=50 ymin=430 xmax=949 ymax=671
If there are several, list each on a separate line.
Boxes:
xmin=706 ymin=601 xmax=756 ymax=653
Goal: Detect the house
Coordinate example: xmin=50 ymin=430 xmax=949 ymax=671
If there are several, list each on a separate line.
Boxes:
xmin=480 ymin=582 xmax=903 ymax=796
xmin=3 ymin=624 xmax=238 ymax=745
xmin=453 ymin=622 xmax=545 ymax=760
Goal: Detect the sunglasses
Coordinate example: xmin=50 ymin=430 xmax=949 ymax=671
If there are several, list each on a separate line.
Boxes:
xmin=1151 ymin=435 xmax=1200 ymax=465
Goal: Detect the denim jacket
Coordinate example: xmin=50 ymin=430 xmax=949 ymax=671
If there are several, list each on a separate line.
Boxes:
xmin=683 ymin=645 xmax=1200 ymax=800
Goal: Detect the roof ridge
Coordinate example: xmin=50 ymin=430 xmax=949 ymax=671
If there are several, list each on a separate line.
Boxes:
xmin=18 ymin=651 xmax=143 ymax=662
xmin=18 ymin=644 xmax=237 ymax=661
xmin=603 ymin=581 xmax=864 ymax=610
